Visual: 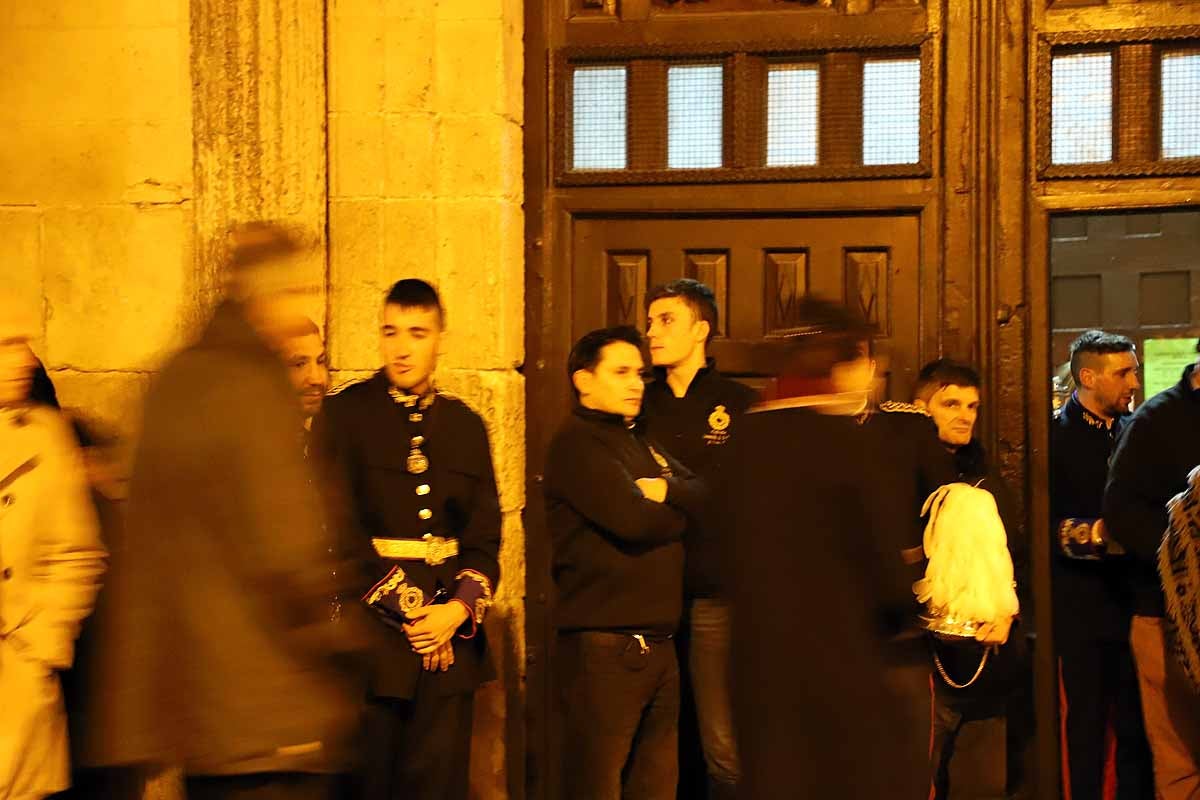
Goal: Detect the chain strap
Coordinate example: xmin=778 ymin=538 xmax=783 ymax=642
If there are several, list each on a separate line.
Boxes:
xmin=931 ymin=644 xmax=990 ymax=689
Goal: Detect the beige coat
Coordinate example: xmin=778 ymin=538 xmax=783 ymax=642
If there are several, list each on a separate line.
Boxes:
xmin=0 ymin=406 xmax=106 ymax=800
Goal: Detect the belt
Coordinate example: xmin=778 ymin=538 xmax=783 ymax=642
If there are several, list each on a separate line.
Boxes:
xmin=371 ymin=536 xmax=459 ymax=566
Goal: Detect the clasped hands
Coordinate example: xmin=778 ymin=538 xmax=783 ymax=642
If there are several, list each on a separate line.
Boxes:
xmin=403 ymin=601 xmax=470 ymax=672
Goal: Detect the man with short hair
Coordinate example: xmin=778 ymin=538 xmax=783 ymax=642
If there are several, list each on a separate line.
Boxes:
xmin=546 ymin=325 xmax=706 ymax=800
xmin=914 ymin=358 xmax=1029 ymax=800
xmin=313 ymin=279 xmax=500 ymax=800
xmin=1105 ymin=338 xmax=1200 ymax=799
xmin=642 ymin=279 xmax=757 ymax=800
xmin=1051 ymin=330 xmax=1154 ymax=799
xmin=279 ymin=317 xmax=330 ymax=431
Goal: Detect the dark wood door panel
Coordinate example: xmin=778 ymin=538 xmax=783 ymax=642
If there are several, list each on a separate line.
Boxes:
xmin=571 ymin=213 xmax=922 ymax=399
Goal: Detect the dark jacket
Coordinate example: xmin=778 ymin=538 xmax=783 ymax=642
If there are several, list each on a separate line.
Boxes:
xmin=725 ymin=401 xmax=927 ymax=799
xmin=313 ymin=371 xmax=502 ymax=699
xmin=113 ymin=300 xmax=362 ymax=775
xmin=860 ymin=402 xmax=958 ymax=627
xmin=545 ymin=406 xmax=705 ymax=637
xmin=1050 ymin=393 xmax=1134 ymax=642
xmin=1104 ymin=363 xmax=1200 ymax=618
xmin=642 ymin=360 xmax=758 ymax=598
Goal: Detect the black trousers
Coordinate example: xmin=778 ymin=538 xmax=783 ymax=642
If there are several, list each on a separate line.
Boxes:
xmin=556 ymin=631 xmax=681 ymax=800
xmin=1059 ymin=638 xmax=1155 ymax=800
xmin=185 ymin=773 xmax=339 ymax=800
xmin=360 ymin=688 xmax=475 ymax=800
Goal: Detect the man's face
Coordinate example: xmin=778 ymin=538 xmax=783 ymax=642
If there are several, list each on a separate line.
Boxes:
xmin=646 ymin=297 xmax=708 ymax=368
xmin=0 ymin=338 xmax=36 ymax=408
xmin=283 ymin=332 xmax=329 ymax=419
xmin=380 ymin=304 xmax=441 ymax=394
xmin=923 ymin=384 xmax=981 ymax=447
xmin=575 ymin=340 xmax=646 ymax=421
xmin=831 ymin=341 xmax=877 ymax=395
xmin=1081 ymin=351 xmax=1140 ymax=417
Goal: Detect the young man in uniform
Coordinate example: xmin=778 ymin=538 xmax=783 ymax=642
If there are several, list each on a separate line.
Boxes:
xmin=641 ymin=279 xmax=757 ymax=800
xmin=1051 ymin=330 xmax=1154 ymax=799
xmin=913 ymin=359 xmax=1029 ymax=800
xmin=1105 ymin=338 xmax=1200 ymax=799
xmin=313 ymin=279 xmax=501 ymax=800
xmin=545 ymin=325 xmax=706 ymax=800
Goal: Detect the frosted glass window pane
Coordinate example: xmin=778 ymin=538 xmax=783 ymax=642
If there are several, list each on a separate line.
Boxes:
xmin=668 ymin=64 xmax=724 ymax=169
xmin=1051 ymin=53 xmax=1112 ymax=165
xmin=862 ymin=58 xmax=921 ymax=166
xmin=1161 ymin=52 xmax=1200 ymax=159
xmin=766 ymin=64 xmax=819 ymax=167
xmin=572 ymin=66 xmax=627 ymax=170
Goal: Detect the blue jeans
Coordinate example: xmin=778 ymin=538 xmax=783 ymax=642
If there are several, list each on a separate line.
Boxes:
xmin=690 ymin=598 xmax=740 ymax=792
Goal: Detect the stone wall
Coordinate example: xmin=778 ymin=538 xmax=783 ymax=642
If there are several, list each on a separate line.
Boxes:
xmin=3 ymin=0 xmax=525 ymax=797
xmin=0 ymin=0 xmax=194 ymax=437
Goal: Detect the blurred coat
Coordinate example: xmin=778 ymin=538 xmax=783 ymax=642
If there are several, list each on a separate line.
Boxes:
xmin=102 ymin=300 xmax=361 ymax=776
xmin=0 ymin=405 xmax=106 ymax=798
xmin=724 ymin=402 xmax=927 ymax=799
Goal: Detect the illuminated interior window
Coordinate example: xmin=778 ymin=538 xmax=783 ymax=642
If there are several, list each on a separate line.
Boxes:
xmin=572 ymin=66 xmax=627 ymax=170
xmin=862 ymin=58 xmax=921 ymax=166
xmin=1051 ymin=52 xmax=1113 ymax=165
xmin=1161 ymin=51 xmax=1200 ymax=159
xmin=668 ymin=64 xmax=724 ymax=169
xmin=766 ymin=63 xmax=820 ymax=167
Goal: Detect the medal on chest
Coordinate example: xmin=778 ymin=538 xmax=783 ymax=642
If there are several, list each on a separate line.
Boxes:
xmin=407 ymin=434 xmax=429 ymax=475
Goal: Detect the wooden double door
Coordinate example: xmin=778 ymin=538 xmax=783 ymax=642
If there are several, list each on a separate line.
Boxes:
xmin=571 ymin=213 xmax=922 ymax=399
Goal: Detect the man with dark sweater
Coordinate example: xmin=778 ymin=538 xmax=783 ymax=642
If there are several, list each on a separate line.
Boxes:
xmin=914 ymin=359 xmax=1030 ymax=800
xmin=545 ymin=325 xmax=706 ymax=800
xmin=1051 ymin=331 xmax=1153 ymax=800
xmin=1104 ymin=339 xmax=1200 ymax=799
xmin=641 ymin=279 xmax=757 ymax=800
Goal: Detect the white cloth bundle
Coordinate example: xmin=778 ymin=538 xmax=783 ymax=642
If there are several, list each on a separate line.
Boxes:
xmin=914 ymin=482 xmax=1019 ymax=626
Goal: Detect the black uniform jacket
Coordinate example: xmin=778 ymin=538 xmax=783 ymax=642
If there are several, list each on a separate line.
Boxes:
xmin=1050 ymin=394 xmax=1133 ymax=643
xmin=545 ymin=406 xmax=706 ymax=637
xmin=314 ymin=371 xmax=502 ymax=700
xmin=642 ymin=360 xmax=759 ymax=598
xmin=1105 ymin=364 xmax=1200 ymax=619
xmin=723 ymin=401 xmax=927 ymax=799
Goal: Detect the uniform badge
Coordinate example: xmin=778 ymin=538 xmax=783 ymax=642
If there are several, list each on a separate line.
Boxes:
xmin=407 ymin=434 xmax=429 ymax=475
xmin=704 ymin=404 xmax=733 ymax=445
xmin=399 ymin=586 xmax=425 ymax=614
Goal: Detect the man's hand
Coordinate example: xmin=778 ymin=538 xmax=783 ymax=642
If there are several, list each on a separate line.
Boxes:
xmin=974 ymin=615 xmax=1014 ymax=645
xmin=422 ymin=641 xmax=456 ymax=672
xmin=403 ymin=602 xmax=470 ymax=654
xmin=635 ymin=477 xmax=668 ymax=504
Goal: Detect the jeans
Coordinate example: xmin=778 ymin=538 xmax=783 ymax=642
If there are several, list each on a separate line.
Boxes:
xmin=557 ymin=631 xmax=680 ymax=800
xmin=689 ymin=599 xmax=739 ymax=795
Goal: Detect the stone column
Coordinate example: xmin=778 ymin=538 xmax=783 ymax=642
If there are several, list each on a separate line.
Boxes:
xmin=188 ymin=0 xmax=327 ymax=327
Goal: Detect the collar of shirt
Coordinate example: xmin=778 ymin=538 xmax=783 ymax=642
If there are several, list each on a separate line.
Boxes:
xmin=573 ymin=404 xmax=643 ymax=432
xmin=649 ymin=357 xmax=717 ymax=398
xmin=1062 ymin=392 xmax=1123 ymax=433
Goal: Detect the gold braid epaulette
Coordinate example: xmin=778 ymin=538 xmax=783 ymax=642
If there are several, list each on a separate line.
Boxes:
xmin=879 ymin=401 xmax=930 ymax=416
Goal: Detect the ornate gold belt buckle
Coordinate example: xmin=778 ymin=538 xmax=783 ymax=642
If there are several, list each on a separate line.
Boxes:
xmin=425 ymin=535 xmax=449 ymax=566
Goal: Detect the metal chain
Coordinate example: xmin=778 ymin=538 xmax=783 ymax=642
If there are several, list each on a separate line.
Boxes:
xmin=932 ymin=645 xmax=990 ymax=690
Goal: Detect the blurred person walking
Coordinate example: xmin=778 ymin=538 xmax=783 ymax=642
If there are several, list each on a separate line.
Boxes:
xmin=105 ymin=223 xmax=364 ymax=800
xmin=0 ymin=301 xmax=107 ymax=800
